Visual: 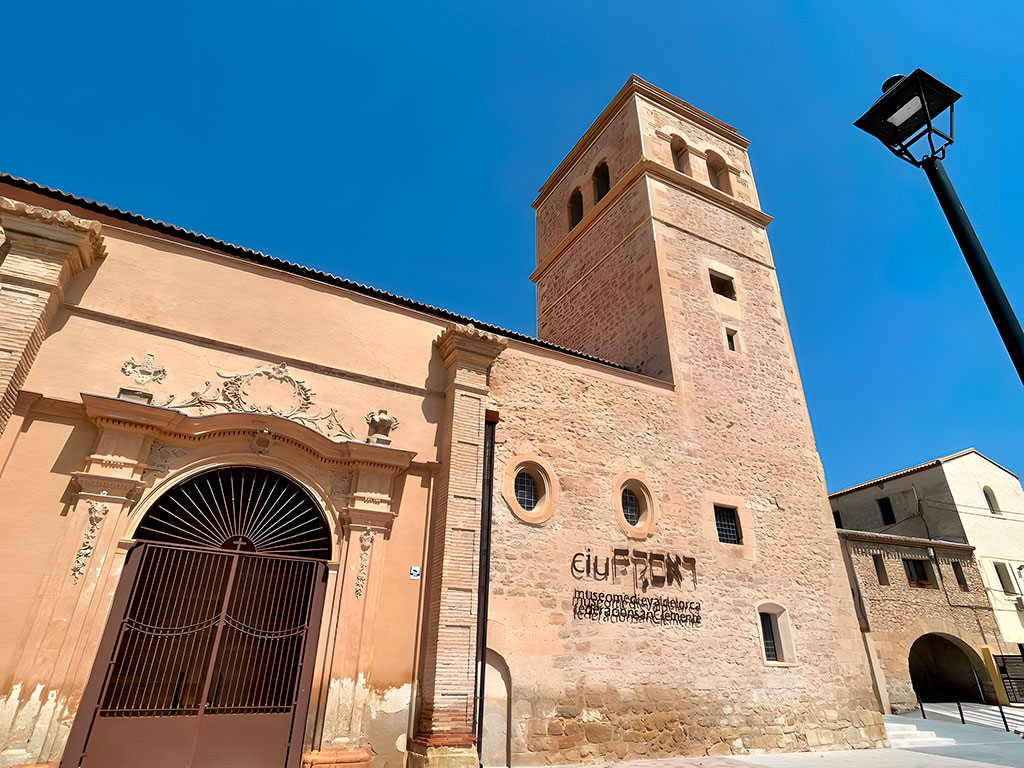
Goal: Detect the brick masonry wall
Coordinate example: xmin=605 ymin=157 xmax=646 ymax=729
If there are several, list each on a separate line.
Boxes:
xmin=843 ymin=538 xmax=1001 ymax=711
xmin=484 ymin=347 xmax=884 ymax=763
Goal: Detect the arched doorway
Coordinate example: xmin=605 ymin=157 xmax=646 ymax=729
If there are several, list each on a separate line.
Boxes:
xmin=908 ymin=633 xmax=992 ymax=704
xmin=63 ymin=466 xmax=331 ymax=768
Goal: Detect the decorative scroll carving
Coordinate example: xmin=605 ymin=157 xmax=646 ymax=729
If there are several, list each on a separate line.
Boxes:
xmin=162 ymin=362 xmax=358 ymax=441
xmin=366 ymin=409 xmax=399 ymax=444
xmin=71 ymin=500 xmax=109 ymax=582
xmin=355 ymin=529 xmax=374 ymax=598
xmin=143 ymin=442 xmax=187 ymax=479
xmin=121 ymin=353 xmax=167 ymax=385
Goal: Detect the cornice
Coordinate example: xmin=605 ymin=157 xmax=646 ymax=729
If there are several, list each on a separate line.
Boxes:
xmin=80 ymin=393 xmax=418 ymax=469
xmin=0 ymin=195 xmax=107 ymax=265
xmin=533 ymin=75 xmax=750 ymax=208
xmin=837 ymin=528 xmax=975 ymax=553
xmin=435 ymin=323 xmax=508 ymax=367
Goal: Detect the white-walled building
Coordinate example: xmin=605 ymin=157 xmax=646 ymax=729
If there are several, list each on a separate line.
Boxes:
xmin=830 ymin=449 xmax=1024 ymax=655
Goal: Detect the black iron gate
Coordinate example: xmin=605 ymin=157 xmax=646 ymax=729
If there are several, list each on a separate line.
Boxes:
xmin=995 ymin=654 xmax=1024 ymax=703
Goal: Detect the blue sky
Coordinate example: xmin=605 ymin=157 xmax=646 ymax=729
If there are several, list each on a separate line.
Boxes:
xmin=3 ymin=2 xmax=1022 ymax=492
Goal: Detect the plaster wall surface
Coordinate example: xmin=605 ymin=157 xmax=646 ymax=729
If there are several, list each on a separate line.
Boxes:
xmin=941 ymin=453 xmax=1024 ymax=646
xmin=829 ymin=465 xmax=966 ymax=542
xmin=0 ymin=195 xmax=447 ymax=768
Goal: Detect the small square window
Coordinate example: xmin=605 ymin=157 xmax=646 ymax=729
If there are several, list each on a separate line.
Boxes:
xmin=877 ymin=497 xmax=896 ymax=526
xmin=832 ymin=509 xmax=842 ymax=528
xmin=903 ymin=558 xmax=934 ymax=588
xmin=726 ymin=328 xmax=738 ymax=352
xmin=709 ymin=271 xmax=736 ymax=300
xmin=951 ymin=561 xmax=969 ymax=592
xmin=714 ymin=505 xmax=742 ymax=544
xmin=873 ymin=554 xmax=889 ymax=585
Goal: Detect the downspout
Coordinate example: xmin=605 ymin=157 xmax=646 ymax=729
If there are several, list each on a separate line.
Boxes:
xmin=472 ymin=412 xmax=498 ymax=762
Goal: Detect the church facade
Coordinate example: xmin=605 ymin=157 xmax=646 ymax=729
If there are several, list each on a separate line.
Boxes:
xmin=0 ymin=77 xmax=887 ymax=768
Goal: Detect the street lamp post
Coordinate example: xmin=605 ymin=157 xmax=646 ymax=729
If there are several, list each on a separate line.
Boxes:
xmin=855 ymin=69 xmax=1024 ymax=386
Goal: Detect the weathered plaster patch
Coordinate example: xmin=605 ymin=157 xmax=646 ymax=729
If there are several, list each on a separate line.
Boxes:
xmin=321 ymin=676 xmax=411 ymax=745
xmin=0 ymin=683 xmax=70 ymax=767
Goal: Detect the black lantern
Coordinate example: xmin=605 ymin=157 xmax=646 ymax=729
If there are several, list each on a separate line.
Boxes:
xmin=854 ymin=69 xmax=961 ymax=166
xmin=855 ymin=70 xmax=1024 ymax=385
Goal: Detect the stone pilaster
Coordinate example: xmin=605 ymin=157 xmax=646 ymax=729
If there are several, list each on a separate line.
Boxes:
xmin=0 ymin=197 xmax=105 ymax=435
xmin=409 ymin=324 xmax=505 ymax=768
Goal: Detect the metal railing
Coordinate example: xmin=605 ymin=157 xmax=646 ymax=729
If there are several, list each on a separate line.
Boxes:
xmin=916 ymin=697 xmax=1015 ymax=733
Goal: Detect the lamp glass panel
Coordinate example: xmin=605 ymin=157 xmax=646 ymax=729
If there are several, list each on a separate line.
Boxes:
xmin=887 ymin=96 xmax=923 ymax=128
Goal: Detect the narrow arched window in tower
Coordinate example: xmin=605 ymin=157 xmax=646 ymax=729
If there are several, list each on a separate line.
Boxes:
xmin=706 ymin=150 xmax=732 ymax=194
xmin=593 ymin=162 xmax=610 ymax=203
xmin=568 ymin=188 xmax=583 ymax=229
xmin=983 ymin=486 xmax=1001 ymax=514
xmin=670 ymin=135 xmax=690 ymax=175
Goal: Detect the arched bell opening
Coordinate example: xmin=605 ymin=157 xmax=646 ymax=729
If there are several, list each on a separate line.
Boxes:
xmin=63 ymin=465 xmax=330 ymax=768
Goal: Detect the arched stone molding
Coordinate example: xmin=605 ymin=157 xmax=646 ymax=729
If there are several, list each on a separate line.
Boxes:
xmin=875 ymin=618 xmax=1001 ymax=710
xmin=4 ymin=390 xmax=417 ymax=767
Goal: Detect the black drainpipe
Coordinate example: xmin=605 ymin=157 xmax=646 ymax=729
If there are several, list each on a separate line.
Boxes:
xmin=472 ymin=412 xmax=498 ymax=761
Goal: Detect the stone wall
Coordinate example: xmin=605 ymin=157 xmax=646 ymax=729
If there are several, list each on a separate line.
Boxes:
xmin=484 ymin=347 xmax=885 ymax=763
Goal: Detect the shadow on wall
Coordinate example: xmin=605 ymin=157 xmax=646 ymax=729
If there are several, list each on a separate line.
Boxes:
xmin=909 ymin=633 xmax=995 ymax=704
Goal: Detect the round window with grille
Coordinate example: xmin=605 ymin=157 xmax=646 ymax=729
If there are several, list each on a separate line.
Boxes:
xmin=613 ymin=475 xmax=656 ymax=538
xmin=621 ymin=488 xmax=641 ymax=526
xmin=135 ymin=466 xmax=332 ymax=560
xmin=514 ymin=471 xmax=540 ymax=511
xmin=503 ymin=456 xmax=558 ymax=524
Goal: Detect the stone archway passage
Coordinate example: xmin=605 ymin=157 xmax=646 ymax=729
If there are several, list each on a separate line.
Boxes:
xmin=62 ymin=467 xmax=330 ymax=768
xmin=909 ymin=633 xmax=987 ymax=704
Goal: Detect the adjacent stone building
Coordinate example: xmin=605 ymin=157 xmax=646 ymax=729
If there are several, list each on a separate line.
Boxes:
xmin=830 ymin=449 xmax=1024 ymax=658
xmin=838 ymin=529 xmax=1006 ymax=712
xmin=0 ymin=77 xmax=889 ymax=768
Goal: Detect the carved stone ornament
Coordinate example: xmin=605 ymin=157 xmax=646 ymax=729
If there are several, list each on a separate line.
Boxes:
xmin=71 ymin=500 xmax=109 ymax=583
xmin=162 ymin=362 xmax=358 ymax=441
xmin=121 ymin=353 xmax=167 ymax=385
xmin=249 ymin=428 xmax=273 ymax=456
xmin=366 ymin=409 xmax=400 ymax=444
xmin=0 ymin=196 xmax=108 ymax=261
xmin=328 ymin=470 xmax=354 ymax=499
xmin=354 ymin=529 xmax=374 ymax=598
xmin=142 ymin=441 xmax=188 ymax=479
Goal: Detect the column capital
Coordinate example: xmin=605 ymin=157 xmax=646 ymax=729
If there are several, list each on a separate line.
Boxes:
xmin=0 ymin=196 xmax=107 ymax=271
xmin=435 ymin=324 xmax=506 ymax=371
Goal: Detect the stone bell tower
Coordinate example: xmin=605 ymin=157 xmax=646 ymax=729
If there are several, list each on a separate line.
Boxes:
xmin=531 ymin=75 xmax=774 ymax=386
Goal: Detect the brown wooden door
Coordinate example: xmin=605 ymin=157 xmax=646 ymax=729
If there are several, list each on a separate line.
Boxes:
xmin=64 ymin=543 xmax=325 ymax=768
